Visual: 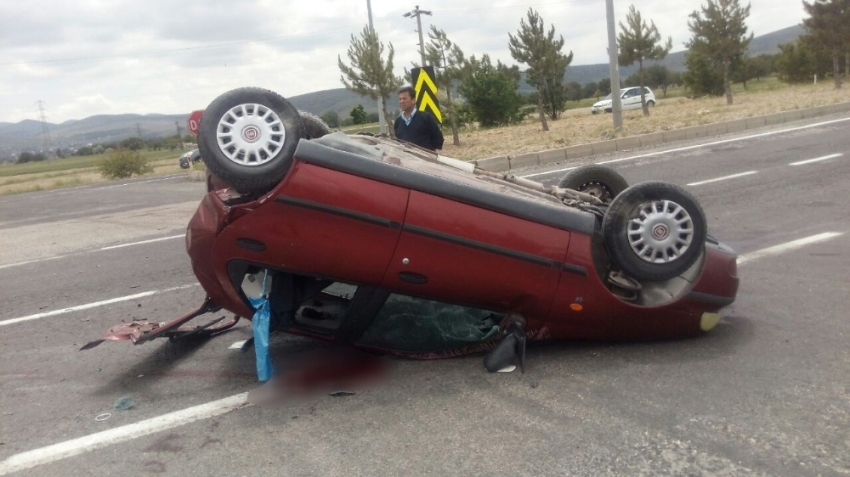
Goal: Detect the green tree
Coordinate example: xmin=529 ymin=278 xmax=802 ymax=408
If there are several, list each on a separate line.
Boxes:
xmin=98 ymin=148 xmax=153 ymax=179
xmin=508 ymin=8 xmax=573 ymax=128
xmin=350 ymin=104 xmax=368 ymax=125
xmin=457 ymin=54 xmax=525 ymax=127
xmin=598 ymin=78 xmax=612 ymax=96
xmin=320 ymin=110 xmax=341 ymax=128
xmin=120 ymin=137 xmax=145 ymax=151
xmin=16 ymin=152 xmax=47 ymax=164
xmin=732 ymin=56 xmax=756 ymax=89
xmin=424 ymin=26 xmax=466 ymax=146
xmin=618 ymin=5 xmax=673 ymax=115
xmin=581 ymin=82 xmax=598 ymax=99
xmin=802 ymin=0 xmax=850 ymax=89
xmin=565 ymin=81 xmax=583 ymax=102
xmin=751 ymin=54 xmax=777 ymax=80
xmin=338 ymin=26 xmax=402 ymax=136
xmin=644 ymin=64 xmax=673 ymax=97
xmin=686 ymin=0 xmax=754 ymax=105
xmin=683 ymin=52 xmax=725 ymax=96
xmin=775 ymin=36 xmax=832 ymax=83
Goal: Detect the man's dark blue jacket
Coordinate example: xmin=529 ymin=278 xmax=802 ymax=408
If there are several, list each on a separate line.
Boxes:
xmin=393 ymin=110 xmax=445 ymax=151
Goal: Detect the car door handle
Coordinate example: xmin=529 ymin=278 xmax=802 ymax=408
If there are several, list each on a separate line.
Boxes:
xmin=398 ymin=272 xmax=428 ymax=285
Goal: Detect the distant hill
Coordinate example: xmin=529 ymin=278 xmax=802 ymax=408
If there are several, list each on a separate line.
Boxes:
xmin=0 ymin=24 xmax=805 ymax=156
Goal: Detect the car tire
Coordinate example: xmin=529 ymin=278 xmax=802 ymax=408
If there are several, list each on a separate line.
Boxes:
xmin=558 ymin=165 xmax=628 ymax=204
xmin=602 ymin=181 xmax=707 ymax=281
xmin=647 ymin=100 xmax=656 ymax=107
xmin=198 ymin=87 xmax=304 ymax=194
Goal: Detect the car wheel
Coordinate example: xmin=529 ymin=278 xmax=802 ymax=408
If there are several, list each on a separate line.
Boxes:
xmin=558 ymin=165 xmax=628 ymax=204
xmin=299 ymin=111 xmax=331 ymax=139
xmin=198 ymin=87 xmax=304 ymax=194
xmin=647 ymin=100 xmax=656 ymax=107
xmin=603 ymin=182 xmax=707 ymax=281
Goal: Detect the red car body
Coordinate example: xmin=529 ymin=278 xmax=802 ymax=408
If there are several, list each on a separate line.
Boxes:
xmin=180 ymin=134 xmax=738 ymax=354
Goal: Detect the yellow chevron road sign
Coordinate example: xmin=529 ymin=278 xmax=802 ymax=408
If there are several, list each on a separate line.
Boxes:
xmin=411 ymin=66 xmax=442 ymax=123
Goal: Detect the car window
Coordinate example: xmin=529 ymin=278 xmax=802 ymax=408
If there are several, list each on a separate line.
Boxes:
xmin=358 ymin=294 xmax=504 ymax=353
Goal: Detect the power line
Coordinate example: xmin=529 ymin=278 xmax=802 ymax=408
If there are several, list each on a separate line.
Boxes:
xmin=36 ymin=100 xmax=52 ymax=149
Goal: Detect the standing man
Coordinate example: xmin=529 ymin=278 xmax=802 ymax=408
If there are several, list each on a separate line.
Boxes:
xmin=394 ymin=86 xmax=444 ymax=151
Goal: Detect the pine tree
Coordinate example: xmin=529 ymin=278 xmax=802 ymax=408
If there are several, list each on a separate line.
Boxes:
xmin=686 ymin=0 xmax=753 ymax=105
xmin=508 ymin=9 xmax=573 ymax=130
xmin=338 ymin=26 xmax=403 ymax=136
xmin=802 ymin=0 xmax=850 ymax=89
xmin=424 ymin=26 xmax=466 ymax=146
xmin=618 ymin=5 xmax=672 ymax=116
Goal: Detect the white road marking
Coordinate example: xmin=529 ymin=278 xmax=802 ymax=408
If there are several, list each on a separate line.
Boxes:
xmin=737 ymin=232 xmax=844 ymax=265
xmin=0 ymin=392 xmax=250 ymax=476
xmin=0 ymin=234 xmax=185 ymax=271
xmin=229 ymin=340 xmax=248 ymax=350
xmin=1 ymin=230 xmax=846 ymax=472
xmin=99 ymin=234 xmax=184 ymax=251
xmin=5 ymin=175 xmax=183 ymax=200
xmin=521 ymin=117 xmax=850 ymax=179
xmin=687 ymin=171 xmax=758 ymax=187
xmin=789 ymin=153 xmax=843 ymax=166
xmin=523 ymin=166 xmax=575 ymax=179
xmin=0 ymin=284 xmax=198 ymax=327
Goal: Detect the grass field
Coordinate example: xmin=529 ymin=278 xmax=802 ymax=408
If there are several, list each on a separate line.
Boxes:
xmin=0 ymin=149 xmax=186 ymax=196
xmin=1 ymin=77 xmax=846 ymax=195
xmin=439 ymin=77 xmax=850 ymax=160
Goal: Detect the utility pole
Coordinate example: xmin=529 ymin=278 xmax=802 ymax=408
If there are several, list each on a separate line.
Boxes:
xmin=366 ymin=0 xmax=387 ymax=134
xmin=36 ymin=100 xmax=52 ymax=151
xmin=175 ymin=121 xmax=184 ymax=150
xmin=605 ymin=0 xmax=623 ymax=130
xmin=403 ymin=5 xmax=432 ymax=66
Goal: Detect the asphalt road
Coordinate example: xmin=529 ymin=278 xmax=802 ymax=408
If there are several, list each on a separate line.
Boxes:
xmin=1 ymin=115 xmax=848 ymax=476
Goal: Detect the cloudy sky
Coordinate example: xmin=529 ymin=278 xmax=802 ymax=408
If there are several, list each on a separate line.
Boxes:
xmin=0 ymin=0 xmax=804 ymax=124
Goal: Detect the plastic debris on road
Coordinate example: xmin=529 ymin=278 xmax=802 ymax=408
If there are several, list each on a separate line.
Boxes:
xmin=114 ymin=396 xmax=135 ymax=411
xmin=249 ymin=271 xmax=274 ymax=382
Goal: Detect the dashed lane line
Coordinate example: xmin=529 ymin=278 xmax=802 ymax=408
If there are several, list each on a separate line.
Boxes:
xmin=0 ymin=234 xmax=185 ymax=271
xmin=737 ymin=232 xmax=844 ymax=265
xmin=0 ymin=284 xmax=199 ymax=327
xmin=521 ymin=117 xmax=850 ymax=179
xmin=789 ymin=153 xmax=843 ymax=166
xmin=0 ymin=231 xmax=845 ymax=473
xmin=686 ymin=171 xmax=758 ymax=187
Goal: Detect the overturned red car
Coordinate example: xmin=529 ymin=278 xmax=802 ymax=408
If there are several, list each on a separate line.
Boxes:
xmin=85 ymin=87 xmax=738 ymax=369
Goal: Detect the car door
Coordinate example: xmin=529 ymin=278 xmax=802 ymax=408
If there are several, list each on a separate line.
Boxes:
xmin=622 ymin=88 xmax=638 ymax=110
xmin=224 ymin=161 xmax=410 ymax=287
xmin=380 ymin=190 xmax=570 ymax=325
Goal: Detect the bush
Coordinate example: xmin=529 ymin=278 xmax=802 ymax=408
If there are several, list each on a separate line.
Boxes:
xmin=16 ymin=152 xmax=47 ymax=164
xmin=98 ymin=148 xmax=153 ymax=179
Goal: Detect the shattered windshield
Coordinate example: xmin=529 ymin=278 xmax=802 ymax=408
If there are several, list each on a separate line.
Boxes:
xmin=359 ymin=294 xmax=503 ymax=353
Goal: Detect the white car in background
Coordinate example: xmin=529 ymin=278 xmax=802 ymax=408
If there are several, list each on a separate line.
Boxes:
xmin=591 ymin=87 xmax=656 ymax=114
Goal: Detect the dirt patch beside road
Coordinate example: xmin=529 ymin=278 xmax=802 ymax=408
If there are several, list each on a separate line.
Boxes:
xmin=440 ymin=82 xmax=849 ymax=160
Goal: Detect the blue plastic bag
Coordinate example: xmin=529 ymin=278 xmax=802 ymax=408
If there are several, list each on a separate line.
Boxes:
xmin=249 ymin=272 xmax=274 ymax=382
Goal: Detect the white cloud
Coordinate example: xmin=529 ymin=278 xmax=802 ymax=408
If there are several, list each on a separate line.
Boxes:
xmin=0 ymin=0 xmax=804 ymax=123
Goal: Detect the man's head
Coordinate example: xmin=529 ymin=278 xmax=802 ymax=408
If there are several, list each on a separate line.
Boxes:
xmin=398 ymin=86 xmax=416 ymax=114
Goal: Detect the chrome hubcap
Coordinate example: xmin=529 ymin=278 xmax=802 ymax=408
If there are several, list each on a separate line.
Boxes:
xmin=216 ymin=103 xmax=285 ymax=166
xmin=627 ymin=200 xmax=694 ymax=264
